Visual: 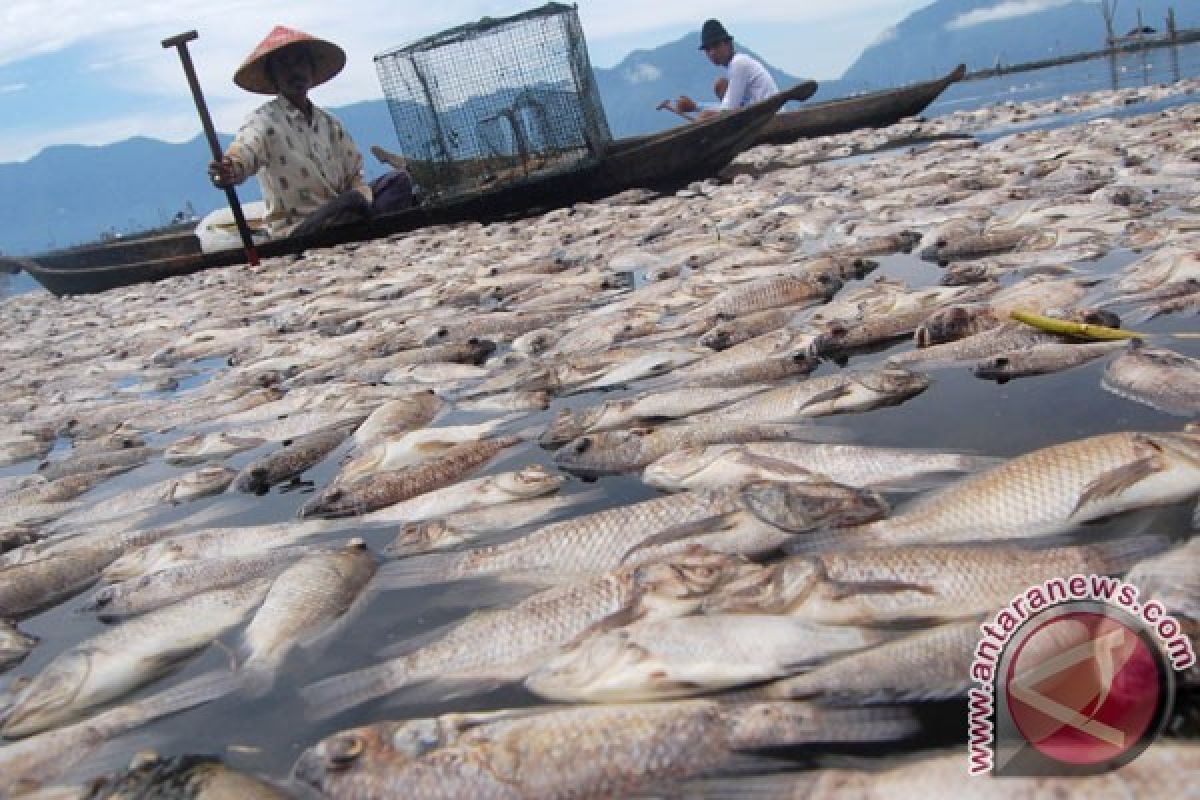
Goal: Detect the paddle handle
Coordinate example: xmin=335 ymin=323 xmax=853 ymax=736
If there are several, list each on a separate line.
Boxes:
xmin=162 ymin=30 xmax=260 ymax=266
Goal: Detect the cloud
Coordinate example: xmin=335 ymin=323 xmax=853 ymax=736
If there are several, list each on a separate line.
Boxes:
xmin=0 ymin=83 xmax=26 ymax=94
xmin=947 ymin=0 xmax=1076 ymax=31
xmin=623 ymin=63 xmax=663 ymax=84
xmin=870 ymin=26 xmax=898 ymax=47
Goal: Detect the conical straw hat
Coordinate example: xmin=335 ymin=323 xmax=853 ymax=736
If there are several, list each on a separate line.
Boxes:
xmin=234 ymin=25 xmax=346 ymax=94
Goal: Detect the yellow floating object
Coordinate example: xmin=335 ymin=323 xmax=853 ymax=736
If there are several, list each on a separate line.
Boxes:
xmin=1009 ymin=309 xmax=1140 ymax=341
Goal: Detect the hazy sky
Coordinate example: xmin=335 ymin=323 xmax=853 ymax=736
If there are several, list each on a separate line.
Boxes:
xmin=0 ymin=0 xmax=954 ymax=164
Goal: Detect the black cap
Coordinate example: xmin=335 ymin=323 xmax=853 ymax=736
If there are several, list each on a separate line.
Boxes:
xmin=699 ymin=19 xmax=732 ymax=50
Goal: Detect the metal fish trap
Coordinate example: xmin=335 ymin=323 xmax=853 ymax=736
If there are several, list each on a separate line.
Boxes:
xmin=375 ymin=2 xmax=612 ymax=201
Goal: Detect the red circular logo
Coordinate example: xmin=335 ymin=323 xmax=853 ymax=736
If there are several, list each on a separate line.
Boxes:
xmin=1005 ymin=610 xmax=1162 ymax=766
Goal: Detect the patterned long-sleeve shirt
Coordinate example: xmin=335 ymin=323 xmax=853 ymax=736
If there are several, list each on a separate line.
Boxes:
xmin=226 ymin=96 xmax=371 ymax=236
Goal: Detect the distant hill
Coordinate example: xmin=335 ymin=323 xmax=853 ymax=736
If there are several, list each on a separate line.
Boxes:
xmin=841 ymin=0 xmax=1198 ymax=90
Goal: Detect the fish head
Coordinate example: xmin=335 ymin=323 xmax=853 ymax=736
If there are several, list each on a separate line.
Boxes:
xmin=702 ymin=557 xmax=821 ymax=614
xmin=631 ymin=547 xmax=754 ymax=614
xmin=492 ymin=465 xmax=566 ymax=498
xmin=642 ymin=447 xmax=724 ymax=490
xmin=1 ymin=650 xmax=91 ymax=737
xmin=699 ymin=321 xmax=739 ymax=351
xmin=163 ymin=433 xmax=207 ymax=465
xmin=940 ymin=263 xmax=989 ymax=286
xmin=292 ymin=723 xmax=402 ymax=791
xmin=739 ymin=480 xmax=889 ymax=533
xmin=553 ymin=430 xmax=643 ymax=477
xmin=915 ymin=306 xmax=976 ymax=348
xmin=1069 ymin=307 xmax=1122 ymax=329
xmin=465 ymin=338 xmax=498 ymax=365
xmin=298 ymin=484 xmax=362 ymax=519
xmin=385 ymin=521 xmax=462 ymax=557
xmin=856 ymin=368 xmax=932 ymax=399
xmin=170 ymin=465 xmax=238 ymax=502
xmin=813 ymin=321 xmax=853 ymax=357
xmin=104 ymin=541 xmax=189 ymax=582
xmin=524 ymin=630 xmax=655 ymax=703
xmin=539 ymin=408 xmax=600 ymax=449
xmin=0 ymin=620 xmax=37 ymax=657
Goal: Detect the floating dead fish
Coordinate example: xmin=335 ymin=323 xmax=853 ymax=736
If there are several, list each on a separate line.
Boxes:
xmin=525 ymin=613 xmax=884 ymax=703
xmin=1103 ymin=339 xmax=1200 ymax=416
xmin=291 ymin=701 xmax=916 ymax=799
xmin=233 ymin=417 xmax=362 ymax=494
xmin=972 ymin=339 xmax=1125 ymax=382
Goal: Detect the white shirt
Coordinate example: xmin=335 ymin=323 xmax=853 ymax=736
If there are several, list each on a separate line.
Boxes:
xmin=719 ymin=53 xmax=780 ymax=111
xmin=227 ymin=96 xmax=370 ymax=236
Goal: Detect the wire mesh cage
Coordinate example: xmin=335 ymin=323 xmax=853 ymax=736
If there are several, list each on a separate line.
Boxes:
xmin=375 ymin=3 xmax=612 ymax=201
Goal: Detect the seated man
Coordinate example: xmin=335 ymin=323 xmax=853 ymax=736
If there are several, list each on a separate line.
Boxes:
xmin=686 ymin=19 xmax=780 ymax=121
xmin=208 ymin=26 xmax=414 ymax=239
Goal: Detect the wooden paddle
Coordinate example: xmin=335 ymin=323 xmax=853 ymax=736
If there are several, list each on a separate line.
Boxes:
xmin=163 ymin=30 xmax=260 ymax=266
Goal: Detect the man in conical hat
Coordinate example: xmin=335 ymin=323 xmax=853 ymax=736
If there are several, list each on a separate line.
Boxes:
xmin=209 ymin=26 xmax=412 ymax=238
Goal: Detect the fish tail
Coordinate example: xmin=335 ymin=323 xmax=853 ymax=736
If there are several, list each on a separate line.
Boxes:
xmin=373 ymin=551 xmax=472 ymax=590
xmin=301 ymin=661 xmax=407 ymax=719
xmin=1089 ymin=533 xmax=1172 ymax=575
xmin=131 ymin=668 xmax=245 ymax=725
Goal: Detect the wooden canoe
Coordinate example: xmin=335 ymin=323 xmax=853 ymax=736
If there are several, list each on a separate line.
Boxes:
xmin=8 ymin=82 xmax=814 ymax=297
xmin=754 ymin=64 xmax=965 ymax=146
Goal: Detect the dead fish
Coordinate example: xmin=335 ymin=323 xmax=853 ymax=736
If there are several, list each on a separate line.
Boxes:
xmin=240 ymin=541 xmax=377 ymax=691
xmin=86 ymin=753 xmax=290 ymax=800
xmin=49 ymin=466 xmax=237 ymax=529
xmin=455 ymin=390 xmax=549 ymax=413
xmin=920 ymin=227 xmax=1037 ymax=264
xmin=758 ymin=619 xmax=982 ymax=704
xmin=972 ymin=340 xmax=1125 ymax=382
xmin=697 ymin=308 xmax=798 ymax=351
xmin=567 ymin=349 xmax=704 ymax=393
xmin=302 ymin=548 xmax=750 ymax=718
xmin=384 ymin=493 xmax=596 ymax=557
xmin=821 ymin=429 xmax=1200 ymax=550
xmin=102 ymin=519 xmax=347 ymax=581
xmin=164 ymin=431 xmax=267 ymax=465
xmin=0 ymin=618 xmax=37 ymax=673
xmin=887 ymin=323 xmax=1061 ymax=369
xmin=335 ymin=419 xmax=514 ymax=484
xmin=554 ymin=422 xmax=831 ymax=477
xmin=350 ymin=390 xmax=444 ymax=446
xmin=290 ymin=701 xmax=916 ymax=799
xmin=376 ymin=481 xmax=884 ymax=590
xmin=1103 ymin=339 xmax=1200 ymax=416
xmin=682 ymin=274 xmax=841 ymax=325
xmin=299 ymin=436 xmax=521 ymax=518
xmin=525 ymin=614 xmax=884 ymax=703
xmin=2 ymin=581 xmax=269 ymax=737
xmin=540 ymin=385 xmax=772 ymax=447
xmin=234 ymin=418 xmax=362 ymax=494
xmin=80 ymin=546 xmax=311 ymax=619
xmin=37 ymin=447 xmax=159 ymax=482
xmin=359 ymin=465 xmax=564 ymax=525
xmin=914 ymin=304 xmax=1007 ymax=347
xmin=691 ymin=368 xmax=931 ymax=424
xmin=688 ymin=743 xmax=1200 ymax=799
xmin=1 ymin=546 xmax=127 ymax=619
xmin=0 ymin=435 xmax=55 ymax=468
xmin=644 ymin=442 xmax=990 ymax=492
xmin=766 ymin=536 xmax=1167 ymax=625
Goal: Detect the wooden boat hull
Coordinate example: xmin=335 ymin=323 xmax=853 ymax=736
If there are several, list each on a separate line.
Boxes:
xmin=754 ymin=64 xmax=965 ymax=145
xmin=11 ymin=84 xmax=811 ymax=297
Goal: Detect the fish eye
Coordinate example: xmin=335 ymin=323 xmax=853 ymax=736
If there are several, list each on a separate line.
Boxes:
xmin=325 ymin=734 xmax=365 ymax=768
xmin=574 ymin=437 xmax=592 ymax=454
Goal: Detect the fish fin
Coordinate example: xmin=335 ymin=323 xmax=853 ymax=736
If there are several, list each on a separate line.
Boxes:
xmin=668 ymin=772 xmax=822 ymax=800
xmin=782 ymin=527 xmax=882 ymax=555
xmin=1088 ymin=533 xmax=1172 ymax=574
xmin=1071 ymin=439 xmax=1165 ymax=518
xmin=301 ymin=661 xmax=408 ymax=720
xmin=825 ymin=579 xmax=936 ymax=601
xmin=730 ymin=451 xmax=821 ymax=480
xmin=797 ymin=383 xmax=853 ymax=411
xmin=561 ymin=604 xmax=645 ymax=649
xmin=618 ymin=512 xmax=743 ymax=564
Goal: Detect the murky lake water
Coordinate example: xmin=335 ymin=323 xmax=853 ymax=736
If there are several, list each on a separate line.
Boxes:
xmin=2 ymin=46 xmax=1200 ymax=793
